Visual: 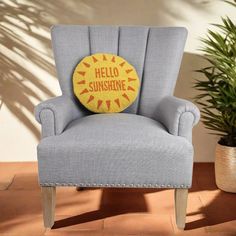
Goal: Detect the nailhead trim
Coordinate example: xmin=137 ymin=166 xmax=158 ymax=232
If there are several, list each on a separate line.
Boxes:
xmin=40 ymin=182 xmax=190 ymax=188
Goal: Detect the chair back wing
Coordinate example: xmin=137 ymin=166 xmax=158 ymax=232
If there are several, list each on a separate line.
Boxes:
xmin=51 ymin=25 xmax=187 ymax=117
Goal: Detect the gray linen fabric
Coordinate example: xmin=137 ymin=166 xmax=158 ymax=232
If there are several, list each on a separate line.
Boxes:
xmin=138 ymin=28 xmax=187 ymax=118
xmin=38 ymin=114 xmax=193 ymax=188
xmin=119 ymin=26 xmax=149 ymax=114
xmin=35 ymin=25 xmax=200 ymax=188
xmin=35 ymin=95 xmax=85 ymax=137
xmin=155 ymin=96 xmax=200 ymax=142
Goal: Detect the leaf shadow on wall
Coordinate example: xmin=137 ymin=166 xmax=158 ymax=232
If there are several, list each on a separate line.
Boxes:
xmin=0 ymin=0 xmax=57 ymax=140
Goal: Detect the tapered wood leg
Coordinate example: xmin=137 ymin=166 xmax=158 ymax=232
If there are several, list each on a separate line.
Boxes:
xmin=174 ymin=188 xmax=188 ymax=229
xmin=41 ymin=187 xmax=56 ymax=228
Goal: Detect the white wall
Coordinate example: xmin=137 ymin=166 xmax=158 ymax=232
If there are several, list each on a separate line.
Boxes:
xmin=0 ymin=0 xmax=235 ymax=162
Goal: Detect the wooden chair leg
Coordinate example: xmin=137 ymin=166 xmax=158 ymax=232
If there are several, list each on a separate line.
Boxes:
xmin=174 ymin=188 xmax=188 ymax=229
xmin=41 ymin=186 xmax=56 ymax=229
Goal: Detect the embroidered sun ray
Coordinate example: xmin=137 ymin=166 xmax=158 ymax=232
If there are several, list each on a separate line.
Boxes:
xmin=122 ymin=93 xmax=130 ymax=101
xmin=111 ymin=56 xmax=116 ymax=63
xmin=106 ymin=100 xmax=111 ymax=110
xmin=128 ymin=77 xmax=136 ymax=82
xmin=77 ymin=80 xmax=85 ymax=85
xmin=87 ymin=95 xmax=94 ymax=104
xmin=80 ymin=88 xmax=89 ymax=95
xmin=83 ymin=62 xmax=90 ymax=68
xmin=114 ymin=98 xmax=120 ymax=108
xmin=78 ymin=71 xmax=86 ymax=76
xmin=126 ymin=69 xmax=133 ymax=74
xmin=97 ymin=100 xmax=103 ymax=109
xmin=127 ymin=86 xmax=135 ymax=91
xmin=119 ymin=61 xmax=125 ymax=67
xmin=92 ymin=56 xmax=98 ymax=63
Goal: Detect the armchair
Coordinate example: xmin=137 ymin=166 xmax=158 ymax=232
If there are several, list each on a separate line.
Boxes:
xmin=35 ymin=25 xmax=200 ymax=229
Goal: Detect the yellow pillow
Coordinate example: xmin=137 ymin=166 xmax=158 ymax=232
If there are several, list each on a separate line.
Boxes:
xmin=72 ymin=53 xmax=140 ymax=113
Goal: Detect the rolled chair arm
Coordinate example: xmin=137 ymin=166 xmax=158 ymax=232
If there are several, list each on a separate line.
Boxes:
xmin=155 ymin=96 xmax=200 ymax=142
xmin=35 ymin=95 xmax=85 ymax=138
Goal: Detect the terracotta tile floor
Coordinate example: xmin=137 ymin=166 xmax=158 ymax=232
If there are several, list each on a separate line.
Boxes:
xmin=0 ymin=163 xmax=236 ymax=236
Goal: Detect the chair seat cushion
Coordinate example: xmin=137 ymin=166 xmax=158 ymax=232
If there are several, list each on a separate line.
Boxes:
xmin=37 ymin=113 xmax=193 ymax=188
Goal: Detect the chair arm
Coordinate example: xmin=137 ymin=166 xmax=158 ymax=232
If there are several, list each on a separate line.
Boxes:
xmin=155 ymin=96 xmax=200 ymax=141
xmin=35 ymin=95 xmax=85 ymax=138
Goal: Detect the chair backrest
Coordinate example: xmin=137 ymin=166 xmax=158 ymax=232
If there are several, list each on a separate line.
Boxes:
xmin=51 ymin=25 xmax=187 ymax=119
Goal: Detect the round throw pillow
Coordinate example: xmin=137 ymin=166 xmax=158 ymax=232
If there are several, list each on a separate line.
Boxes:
xmin=72 ymin=53 xmax=140 ymax=113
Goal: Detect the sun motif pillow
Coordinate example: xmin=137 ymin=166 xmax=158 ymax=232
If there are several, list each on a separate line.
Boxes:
xmin=72 ymin=53 xmax=140 ymax=113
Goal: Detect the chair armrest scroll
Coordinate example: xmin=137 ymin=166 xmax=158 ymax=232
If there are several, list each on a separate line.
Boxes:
xmin=155 ymin=96 xmax=200 ymax=141
xmin=35 ymin=95 xmax=84 ymax=137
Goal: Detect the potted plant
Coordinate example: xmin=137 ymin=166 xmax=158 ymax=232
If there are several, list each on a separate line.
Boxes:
xmin=194 ymin=1 xmax=236 ymax=193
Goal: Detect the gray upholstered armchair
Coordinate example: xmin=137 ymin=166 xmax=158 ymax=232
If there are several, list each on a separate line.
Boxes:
xmin=35 ymin=25 xmax=200 ymax=230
